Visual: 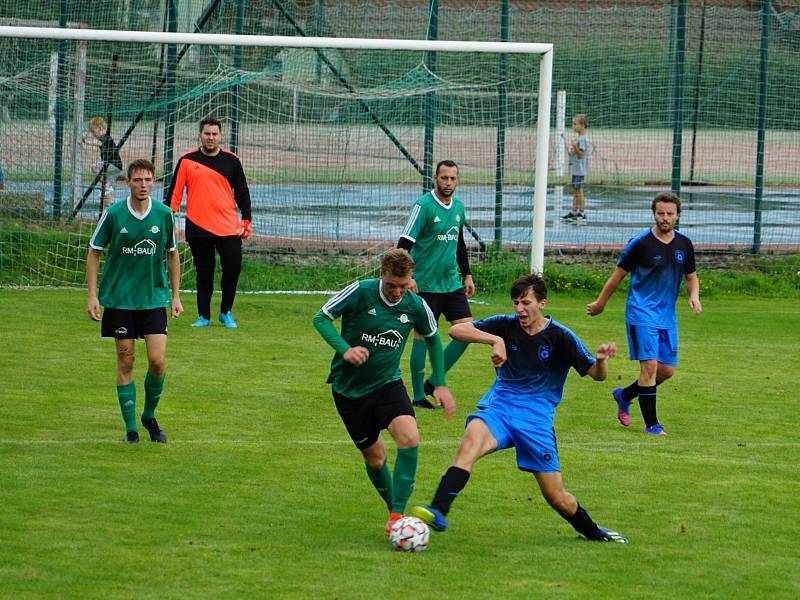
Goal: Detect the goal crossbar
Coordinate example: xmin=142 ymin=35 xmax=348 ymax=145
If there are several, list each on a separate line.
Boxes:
xmin=0 ymin=25 xmax=553 ymax=274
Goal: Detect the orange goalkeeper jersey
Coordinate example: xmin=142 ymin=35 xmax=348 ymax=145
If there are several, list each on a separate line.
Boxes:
xmin=166 ymin=148 xmax=252 ymax=238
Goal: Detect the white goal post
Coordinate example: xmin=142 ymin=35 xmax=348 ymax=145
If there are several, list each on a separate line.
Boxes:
xmin=0 ymin=25 xmax=553 ymax=274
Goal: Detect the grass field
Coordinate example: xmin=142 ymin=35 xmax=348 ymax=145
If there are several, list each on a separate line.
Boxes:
xmin=1 ymin=289 xmax=798 ymax=599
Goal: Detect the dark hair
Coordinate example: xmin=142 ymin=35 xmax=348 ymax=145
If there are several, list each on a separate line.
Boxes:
xmin=199 ymin=116 xmax=222 ymax=132
xmin=127 ymin=158 xmax=155 ymax=178
xmin=381 ymin=248 xmax=415 ymax=277
xmin=510 ymin=273 xmax=548 ymax=301
xmin=651 ymin=191 xmax=681 ymax=214
xmin=435 ymin=160 xmax=458 ymax=175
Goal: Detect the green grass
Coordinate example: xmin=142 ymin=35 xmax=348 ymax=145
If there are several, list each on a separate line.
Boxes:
xmin=1 ymin=290 xmax=798 ymax=599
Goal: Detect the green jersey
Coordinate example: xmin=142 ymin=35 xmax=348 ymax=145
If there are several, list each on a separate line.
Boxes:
xmin=89 ymin=197 xmax=177 ymax=310
xmin=320 ymin=279 xmax=438 ymax=399
xmin=400 ymin=190 xmax=467 ymax=293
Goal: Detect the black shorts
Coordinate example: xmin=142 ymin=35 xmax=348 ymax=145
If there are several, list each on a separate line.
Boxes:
xmin=101 ymin=307 xmax=168 ymax=339
xmin=418 ymin=290 xmax=472 ymax=322
xmin=333 ymin=379 xmax=415 ymax=449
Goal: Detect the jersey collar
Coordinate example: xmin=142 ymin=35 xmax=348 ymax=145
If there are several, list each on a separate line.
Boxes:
xmin=126 ymin=196 xmax=153 ymax=220
xmin=431 ymin=188 xmax=454 ymax=210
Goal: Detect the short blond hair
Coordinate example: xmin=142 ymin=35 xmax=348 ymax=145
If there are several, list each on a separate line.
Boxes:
xmin=381 ymin=249 xmax=414 ymax=277
xmin=88 ymin=116 xmax=107 ymax=132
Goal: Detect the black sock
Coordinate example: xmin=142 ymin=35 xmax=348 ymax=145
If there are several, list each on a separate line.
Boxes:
xmin=564 ymin=503 xmax=600 ymax=540
xmin=621 ymin=381 xmax=638 ymax=402
xmin=638 ymin=384 xmax=658 ymax=426
xmin=431 ymin=466 xmax=471 ymax=516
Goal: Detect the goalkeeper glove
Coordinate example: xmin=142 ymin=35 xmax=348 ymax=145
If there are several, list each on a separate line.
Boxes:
xmin=238 ymin=219 xmax=252 ymax=239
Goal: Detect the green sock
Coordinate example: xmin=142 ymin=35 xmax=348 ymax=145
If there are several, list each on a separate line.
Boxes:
xmin=391 ymin=446 xmax=419 ymax=513
xmin=410 ymin=339 xmax=428 ymax=401
xmin=443 ymin=339 xmax=469 ymax=372
xmin=142 ymin=371 xmax=165 ymax=419
xmin=366 ymin=460 xmax=393 ymax=511
xmin=116 ymin=382 xmax=137 ymax=432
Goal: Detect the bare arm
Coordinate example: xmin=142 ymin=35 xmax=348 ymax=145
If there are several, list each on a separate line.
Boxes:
xmin=585 ymin=342 xmax=617 ymax=381
xmin=450 ymin=322 xmax=506 ymax=368
xmin=166 ymin=249 xmax=184 ymax=318
xmin=685 ymin=272 xmax=702 ymax=315
xmin=86 ymin=248 xmax=102 ymax=321
xmin=586 ymin=267 xmax=627 ymax=316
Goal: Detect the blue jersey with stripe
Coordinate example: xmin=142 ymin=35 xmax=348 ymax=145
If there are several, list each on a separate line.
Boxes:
xmin=473 ymin=315 xmax=595 ymax=427
xmin=617 ymin=229 xmax=696 ymax=328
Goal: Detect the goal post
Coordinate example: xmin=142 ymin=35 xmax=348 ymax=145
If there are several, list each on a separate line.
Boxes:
xmin=0 ymin=25 xmax=553 ymax=289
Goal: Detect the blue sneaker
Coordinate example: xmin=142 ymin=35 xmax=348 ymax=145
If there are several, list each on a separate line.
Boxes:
xmin=612 ymin=387 xmax=631 ymax=427
xmin=218 ymin=311 xmax=238 ymax=329
xmin=645 ymin=423 xmax=667 ymax=436
xmin=410 ymin=505 xmax=448 ymax=532
xmin=191 ymin=316 xmax=211 ymax=327
xmin=596 ymin=526 xmax=628 ymax=544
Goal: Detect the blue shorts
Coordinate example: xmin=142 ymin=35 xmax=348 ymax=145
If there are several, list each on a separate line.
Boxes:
xmin=571 ymin=175 xmax=585 ymax=190
xmin=626 ymin=323 xmax=678 ymax=366
xmin=466 ymin=408 xmax=560 ymax=473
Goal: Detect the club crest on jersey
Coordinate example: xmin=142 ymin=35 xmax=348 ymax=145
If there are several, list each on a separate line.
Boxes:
xmin=398 ymin=314 xmax=409 ymax=324
xmin=361 ymin=329 xmax=403 ymax=349
xmin=122 ymin=239 xmax=156 ymax=256
xmin=674 ymin=249 xmax=685 ymax=263
xmin=150 ymin=225 xmax=160 ymax=234
xmin=538 ymin=344 xmax=551 ymax=362
xmin=456 ymin=215 xmax=461 ymax=222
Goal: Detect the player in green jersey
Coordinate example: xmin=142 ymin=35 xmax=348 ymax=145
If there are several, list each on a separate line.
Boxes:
xmin=86 ymin=158 xmax=183 ymax=444
xmin=398 ymin=160 xmax=475 ymax=409
xmin=313 ymin=249 xmax=456 ymax=536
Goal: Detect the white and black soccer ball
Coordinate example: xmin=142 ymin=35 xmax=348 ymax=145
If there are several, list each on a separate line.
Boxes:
xmin=388 ymin=516 xmax=430 ymax=553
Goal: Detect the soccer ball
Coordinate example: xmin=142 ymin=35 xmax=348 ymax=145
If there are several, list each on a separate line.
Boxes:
xmin=388 ymin=516 xmax=430 ymax=553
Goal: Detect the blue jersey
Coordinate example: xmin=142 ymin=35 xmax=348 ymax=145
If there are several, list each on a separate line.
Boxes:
xmin=617 ymin=229 xmax=696 ymax=329
xmin=473 ymin=315 xmax=595 ymax=427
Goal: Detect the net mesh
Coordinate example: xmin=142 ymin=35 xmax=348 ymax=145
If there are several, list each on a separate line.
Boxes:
xmin=1 ymin=1 xmax=799 ymax=293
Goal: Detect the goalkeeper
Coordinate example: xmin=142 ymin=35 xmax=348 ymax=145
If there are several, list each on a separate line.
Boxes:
xmin=166 ymin=116 xmax=252 ymax=329
xmin=313 ymin=249 xmax=455 ymax=537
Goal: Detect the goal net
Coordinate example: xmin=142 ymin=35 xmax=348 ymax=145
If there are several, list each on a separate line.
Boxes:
xmin=0 ymin=24 xmax=552 ymax=294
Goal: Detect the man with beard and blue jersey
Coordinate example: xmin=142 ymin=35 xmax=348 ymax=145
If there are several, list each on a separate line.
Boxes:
xmin=587 ymin=192 xmax=702 ymax=436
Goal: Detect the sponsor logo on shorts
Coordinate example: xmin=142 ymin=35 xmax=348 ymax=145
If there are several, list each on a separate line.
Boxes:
xmin=543 ymin=453 xmax=553 ymax=463
xmin=115 ymin=327 xmax=128 ymax=335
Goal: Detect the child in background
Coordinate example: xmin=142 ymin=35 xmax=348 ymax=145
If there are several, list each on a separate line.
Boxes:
xmin=562 ymin=113 xmax=590 ymax=223
xmin=82 ymin=116 xmax=123 ymax=208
